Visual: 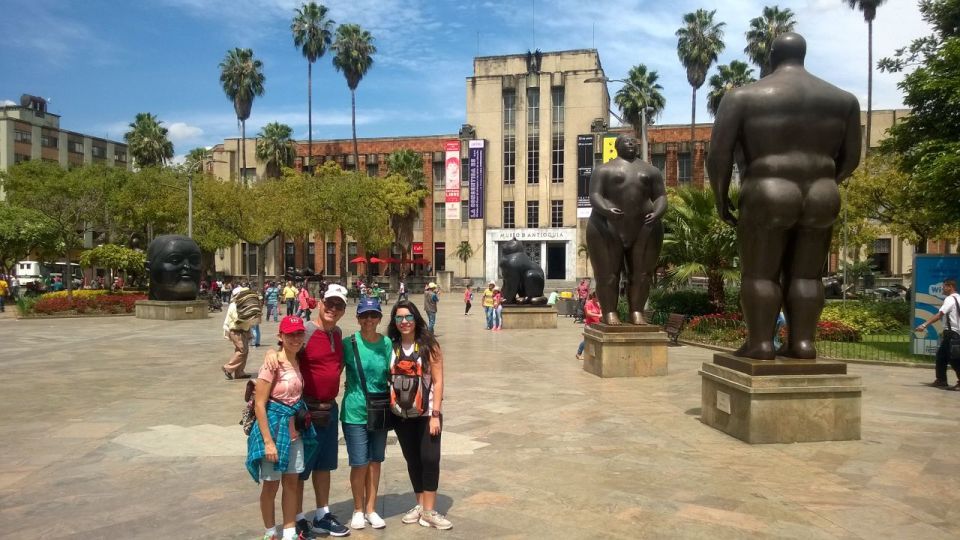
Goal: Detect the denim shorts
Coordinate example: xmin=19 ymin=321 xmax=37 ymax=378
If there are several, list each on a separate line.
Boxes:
xmin=261 ymin=438 xmax=305 ymax=481
xmin=342 ymin=422 xmax=388 ymax=467
xmin=299 ymin=401 xmax=339 ymax=479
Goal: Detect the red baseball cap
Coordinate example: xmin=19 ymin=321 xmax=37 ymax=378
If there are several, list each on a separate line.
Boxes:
xmin=279 ymin=315 xmax=306 ymax=334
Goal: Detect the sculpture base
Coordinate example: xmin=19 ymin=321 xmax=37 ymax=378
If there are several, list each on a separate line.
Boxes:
xmin=500 ymin=305 xmax=557 ymax=329
xmin=699 ymin=353 xmax=863 ymax=444
xmin=135 ymin=299 xmax=208 ymax=321
xmin=582 ymin=323 xmax=669 ymax=378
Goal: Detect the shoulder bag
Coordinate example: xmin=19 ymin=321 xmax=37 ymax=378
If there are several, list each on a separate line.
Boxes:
xmin=351 ymin=335 xmax=393 ymax=431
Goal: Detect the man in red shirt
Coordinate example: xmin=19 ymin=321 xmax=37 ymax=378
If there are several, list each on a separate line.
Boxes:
xmin=296 ymin=284 xmax=350 ymax=537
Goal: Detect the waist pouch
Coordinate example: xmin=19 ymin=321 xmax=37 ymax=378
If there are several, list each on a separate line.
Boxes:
xmin=304 ymin=398 xmax=335 ymax=428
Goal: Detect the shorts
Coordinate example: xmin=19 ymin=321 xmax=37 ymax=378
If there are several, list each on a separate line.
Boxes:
xmin=260 ymin=438 xmax=305 ymax=481
xmin=342 ymin=422 xmax=388 ymax=467
xmin=299 ymin=401 xmax=339 ymax=480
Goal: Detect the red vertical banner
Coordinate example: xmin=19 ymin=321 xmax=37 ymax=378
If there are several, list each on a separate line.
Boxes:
xmin=444 ymin=140 xmax=461 ymax=220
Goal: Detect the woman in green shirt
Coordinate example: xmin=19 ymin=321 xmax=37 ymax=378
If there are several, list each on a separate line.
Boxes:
xmin=340 ymin=298 xmax=391 ymax=530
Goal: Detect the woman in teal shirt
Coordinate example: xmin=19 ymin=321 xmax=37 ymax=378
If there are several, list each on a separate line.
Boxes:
xmin=341 ymin=298 xmax=392 ymax=530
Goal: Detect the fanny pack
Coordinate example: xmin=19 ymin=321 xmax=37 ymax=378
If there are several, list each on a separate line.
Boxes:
xmin=303 ymin=397 xmax=335 ymax=429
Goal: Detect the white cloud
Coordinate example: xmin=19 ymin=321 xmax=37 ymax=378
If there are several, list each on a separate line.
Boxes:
xmin=167 ymin=122 xmax=205 ymax=144
xmin=1 ymin=99 xmax=16 ymax=106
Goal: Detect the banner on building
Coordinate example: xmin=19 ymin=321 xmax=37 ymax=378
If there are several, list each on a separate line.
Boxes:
xmin=576 ymin=134 xmax=594 ymax=218
xmin=412 ymin=242 xmax=424 ymax=255
xmin=444 ymin=140 xmax=461 ymax=220
xmin=468 ymin=139 xmax=485 ymax=219
xmin=602 ymin=135 xmax=618 ymax=163
xmin=911 ymin=254 xmax=960 ymax=355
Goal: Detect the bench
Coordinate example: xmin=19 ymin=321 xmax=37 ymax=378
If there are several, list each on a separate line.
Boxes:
xmin=664 ymin=313 xmax=685 ymax=343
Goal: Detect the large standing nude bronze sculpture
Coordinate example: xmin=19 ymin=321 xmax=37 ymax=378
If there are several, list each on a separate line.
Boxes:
xmin=707 ymin=33 xmax=862 ymax=360
xmin=587 ymin=134 xmax=667 ymax=325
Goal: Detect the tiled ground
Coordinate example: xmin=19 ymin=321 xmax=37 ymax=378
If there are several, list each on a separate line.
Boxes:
xmin=1 ymin=301 xmax=958 ymax=539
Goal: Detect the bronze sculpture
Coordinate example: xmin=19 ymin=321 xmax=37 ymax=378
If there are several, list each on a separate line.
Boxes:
xmin=146 ymin=235 xmax=202 ymax=301
xmin=707 ymin=33 xmax=862 ymax=360
xmin=498 ymin=238 xmax=546 ymax=304
xmin=587 ymin=134 xmax=667 ymax=325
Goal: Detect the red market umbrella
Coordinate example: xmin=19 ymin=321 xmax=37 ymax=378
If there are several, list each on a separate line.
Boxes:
xmin=400 ymin=258 xmax=415 ymax=264
xmin=349 ymin=256 xmax=367 ymax=264
xmin=369 ymin=256 xmax=387 ymax=264
xmin=411 ymin=258 xmax=430 ymax=265
xmin=383 ymin=257 xmax=401 ymax=264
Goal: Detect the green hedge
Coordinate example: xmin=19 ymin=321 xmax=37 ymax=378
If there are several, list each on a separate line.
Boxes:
xmin=820 ymin=301 xmax=908 ymax=335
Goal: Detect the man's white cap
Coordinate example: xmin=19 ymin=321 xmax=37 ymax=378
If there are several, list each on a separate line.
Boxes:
xmin=323 ymin=284 xmax=348 ymax=302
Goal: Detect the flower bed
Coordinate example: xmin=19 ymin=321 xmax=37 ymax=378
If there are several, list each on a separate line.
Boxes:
xmin=26 ymin=293 xmax=146 ymax=316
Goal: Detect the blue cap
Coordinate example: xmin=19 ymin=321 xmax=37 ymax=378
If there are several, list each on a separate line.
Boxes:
xmin=357 ymin=298 xmax=382 ymax=315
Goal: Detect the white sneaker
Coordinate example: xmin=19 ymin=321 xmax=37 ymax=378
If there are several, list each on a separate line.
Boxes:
xmin=350 ymin=511 xmax=365 ymax=529
xmin=419 ymin=509 xmax=452 ymax=530
xmin=401 ymin=504 xmax=422 ymax=524
xmin=365 ymin=512 xmax=386 ymax=529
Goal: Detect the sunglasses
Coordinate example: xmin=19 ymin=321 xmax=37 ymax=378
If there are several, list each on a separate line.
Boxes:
xmin=394 ymin=314 xmax=416 ymax=323
xmin=324 ymin=300 xmax=346 ymax=311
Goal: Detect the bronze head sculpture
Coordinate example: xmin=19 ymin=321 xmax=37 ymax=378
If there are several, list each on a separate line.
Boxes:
xmin=707 ymin=32 xmax=862 ymax=359
xmin=146 ymin=235 xmax=202 ymax=301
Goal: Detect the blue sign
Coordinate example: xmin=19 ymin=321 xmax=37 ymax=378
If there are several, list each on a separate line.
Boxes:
xmin=468 ymin=140 xmax=485 ymax=219
xmin=912 ymin=254 xmax=960 ymax=355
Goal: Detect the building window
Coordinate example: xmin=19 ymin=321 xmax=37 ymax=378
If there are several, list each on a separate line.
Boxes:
xmin=366 ymin=163 xmax=379 ymax=177
xmin=41 ymin=133 xmax=58 ymax=148
xmin=551 ymin=87 xmax=564 ymax=182
xmin=434 ymin=203 xmax=445 ymax=230
xmin=241 ymin=243 xmax=257 ymax=275
xmin=92 ymin=146 xmax=106 ymax=158
xmin=461 ymin=157 xmax=469 ymax=186
xmin=115 ymin=151 xmax=127 ymax=162
xmin=242 ymin=167 xmax=257 ymax=183
xmin=435 ymin=242 xmax=446 ymax=272
xmin=284 ymin=242 xmax=295 ymax=272
xmin=526 ymin=201 xmax=539 ymax=227
xmin=526 ymin=88 xmax=540 ymax=184
xmin=678 ymin=152 xmax=692 ymax=183
xmin=503 ymin=90 xmax=516 ymax=185
xmin=69 ymin=140 xmax=84 ymax=154
xmin=348 ymin=242 xmax=358 ymax=275
xmin=503 ymin=201 xmax=515 ymax=229
xmin=461 ymin=201 xmax=469 ymax=225
xmin=651 ymin=154 xmax=666 ymax=175
xmin=14 ymin=130 xmax=31 ymax=143
xmin=433 ymin=161 xmax=444 ymax=189
xmin=307 ymin=241 xmax=316 ymax=271
xmin=326 ymin=242 xmax=336 ymax=274
xmin=14 ymin=153 xmax=30 ymax=164
xmin=414 ymin=207 xmax=423 ymax=231
xmin=551 ymin=200 xmax=563 ymax=228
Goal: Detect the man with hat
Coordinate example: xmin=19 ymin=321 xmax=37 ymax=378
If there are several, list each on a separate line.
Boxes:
xmin=482 ymin=281 xmax=496 ymax=330
xmin=424 ymin=282 xmax=440 ymax=332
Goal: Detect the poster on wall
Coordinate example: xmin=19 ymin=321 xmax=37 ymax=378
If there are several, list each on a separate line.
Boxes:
xmin=444 ymin=140 xmax=461 ymax=220
xmin=911 ymin=254 xmax=960 ymax=355
xmin=412 ymin=242 xmax=424 ymax=255
xmin=576 ymin=134 xmax=593 ymax=218
xmin=602 ymin=135 xmax=618 ymax=163
xmin=468 ymin=140 xmax=485 ymax=219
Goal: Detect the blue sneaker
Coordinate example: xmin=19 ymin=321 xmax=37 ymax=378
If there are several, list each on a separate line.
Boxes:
xmin=312 ymin=513 xmax=349 ymax=537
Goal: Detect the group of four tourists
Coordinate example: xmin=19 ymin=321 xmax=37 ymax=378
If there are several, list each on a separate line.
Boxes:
xmin=245 ymin=283 xmax=450 ymax=540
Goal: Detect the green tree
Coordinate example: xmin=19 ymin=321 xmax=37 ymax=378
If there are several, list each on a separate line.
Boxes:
xmin=219 ymin=47 xmax=265 ymax=185
xmin=661 ymin=186 xmax=739 ymax=311
xmin=184 ymin=147 xmax=211 ymax=175
xmin=124 ymin=112 xmax=174 ymax=168
xmin=256 ymin=122 xmax=297 ymax=178
xmin=744 ymin=5 xmax=797 ymax=77
xmin=676 ymin=9 xmax=726 ymax=150
xmin=385 ymin=149 xmax=428 ymax=264
xmin=332 ymin=23 xmax=377 ymax=167
xmin=109 ymin=166 xmax=183 ymax=244
xmin=455 ymin=241 xmax=473 ymax=277
xmin=845 ymin=0 xmax=888 ymax=149
xmin=613 ymin=64 xmax=666 ymax=137
xmin=79 ymin=244 xmax=147 ymax=284
xmin=292 ymin=1 xmax=335 ymax=171
xmin=879 ymin=0 xmax=960 ymax=234
xmin=0 ymin=203 xmax=60 ymax=273
xmin=706 ymin=60 xmax=756 ymax=116
xmin=1 ymin=161 xmax=107 ymax=296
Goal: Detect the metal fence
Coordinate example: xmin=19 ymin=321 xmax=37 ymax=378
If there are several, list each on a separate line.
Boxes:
xmin=655 ymin=311 xmax=934 ymax=364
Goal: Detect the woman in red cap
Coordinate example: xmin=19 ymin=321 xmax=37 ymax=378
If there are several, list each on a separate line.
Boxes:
xmin=247 ymin=315 xmax=312 ymax=540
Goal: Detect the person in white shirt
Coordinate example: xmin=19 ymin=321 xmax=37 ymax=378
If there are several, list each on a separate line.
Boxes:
xmin=916 ymin=278 xmax=960 ymax=389
xmin=222 ymin=285 xmax=257 ymax=379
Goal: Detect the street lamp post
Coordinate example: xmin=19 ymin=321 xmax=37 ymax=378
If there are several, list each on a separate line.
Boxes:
xmin=187 ymin=173 xmax=193 ymax=238
xmin=584 ymin=76 xmax=652 ymax=162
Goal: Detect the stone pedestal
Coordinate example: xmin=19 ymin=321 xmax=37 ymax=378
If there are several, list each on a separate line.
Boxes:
xmin=500 ymin=305 xmax=557 ymax=329
xmin=135 ymin=299 xmax=208 ymax=320
xmin=699 ymin=353 xmax=863 ymax=444
xmin=582 ymin=324 xmax=669 ymax=378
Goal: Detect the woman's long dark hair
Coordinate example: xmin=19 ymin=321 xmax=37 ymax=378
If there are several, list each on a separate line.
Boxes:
xmin=388 ymin=300 xmax=439 ymax=367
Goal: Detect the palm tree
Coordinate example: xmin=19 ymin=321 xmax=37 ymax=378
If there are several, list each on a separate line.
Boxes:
xmin=184 ymin=147 xmax=211 ymax=174
xmin=123 ymin=113 xmax=173 ymax=168
xmin=386 ymin=149 xmax=428 ymax=270
xmin=455 ymin=241 xmax=473 ymax=278
xmin=744 ymin=6 xmax=797 ymax=77
xmin=661 ymin=187 xmax=740 ymax=311
xmin=291 ymin=2 xmax=335 ymax=172
xmin=613 ymin=64 xmax=666 ymax=138
xmin=707 ymin=61 xmax=757 ymax=116
xmin=332 ymin=23 xmax=377 ymax=168
xmin=845 ymin=0 xmax=887 ymax=150
xmin=676 ymin=9 xmax=726 ymax=151
xmin=219 ymin=48 xmax=265 ymax=185
xmin=256 ymin=122 xmax=297 ymax=178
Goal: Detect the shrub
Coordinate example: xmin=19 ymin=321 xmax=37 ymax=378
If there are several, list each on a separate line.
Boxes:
xmin=686 ymin=312 xmax=746 ymax=343
xmin=29 ymin=293 xmax=145 ymax=315
xmin=40 ymin=290 xmax=108 ymax=300
xmin=649 ymin=289 xmax=714 ymax=316
xmin=816 ymin=320 xmax=861 ymax=342
xmin=820 ymin=302 xmax=903 ymax=335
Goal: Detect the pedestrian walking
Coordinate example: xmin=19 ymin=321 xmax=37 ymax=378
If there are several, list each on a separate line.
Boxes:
xmin=264 ymin=282 xmax=281 ymax=323
xmin=916 ymin=278 xmax=960 ymax=390
xmin=423 ymin=283 xmax=440 ymax=333
xmin=397 ymin=280 xmax=407 ymax=302
xmin=0 ymin=275 xmax=8 ymax=312
xmin=9 ymin=275 xmax=19 ymax=301
xmin=282 ymin=281 xmax=298 ymax=316
xmin=576 ymin=292 xmax=601 ymax=360
xmin=297 ymin=285 xmax=314 ymax=322
xmin=481 ymin=282 xmax=496 ymax=329
xmin=463 ymin=286 xmax=473 ymax=316
xmin=492 ymin=287 xmax=503 ymax=331
xmin=222 ymin=285 xmax=258 ymax=379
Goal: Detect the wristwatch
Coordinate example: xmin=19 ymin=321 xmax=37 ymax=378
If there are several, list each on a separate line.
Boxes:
xmin=431 ymin=410 xmax=442 ymax=418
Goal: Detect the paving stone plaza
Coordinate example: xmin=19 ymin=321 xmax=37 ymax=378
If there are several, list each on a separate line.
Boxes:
xmin=2 ymin=302 xmax=959 ymax=539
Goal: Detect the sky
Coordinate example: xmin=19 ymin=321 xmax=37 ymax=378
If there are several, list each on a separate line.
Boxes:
xmin=0 ymin=0 xmax=930 ymax=161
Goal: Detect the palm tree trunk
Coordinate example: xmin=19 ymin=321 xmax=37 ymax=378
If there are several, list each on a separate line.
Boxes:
xmin=351 ymin=89 xmax=359 ymax=169
xmin=707 ymin=270 xmax=724 ymax=312
xmin=690 ymin=87 xmax=697 ymax=156
xmin=866 ymin=19 xmax=874 ymax=152
xmin=308 ymin=61 xmax=313 ymax=173
xmin=241 ymin=119 xmax=247 ymax=186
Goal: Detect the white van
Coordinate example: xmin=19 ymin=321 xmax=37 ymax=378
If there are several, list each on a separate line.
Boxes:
xmin=15 ymin=261 xmax=49 ymax=286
